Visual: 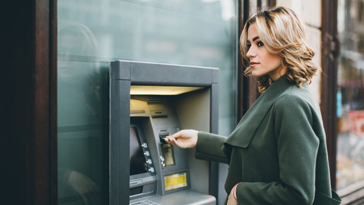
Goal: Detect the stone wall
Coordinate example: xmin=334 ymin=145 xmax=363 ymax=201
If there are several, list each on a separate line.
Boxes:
xmin=277 ymin=0 xmax=322 ymax=103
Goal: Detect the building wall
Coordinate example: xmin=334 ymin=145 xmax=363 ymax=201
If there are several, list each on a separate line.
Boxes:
xmin=277 ymin=0 xmax=322 ymax=103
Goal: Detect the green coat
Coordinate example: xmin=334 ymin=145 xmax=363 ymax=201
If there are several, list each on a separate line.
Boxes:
xmin=195 ymin=76 xmax=341 ymax=205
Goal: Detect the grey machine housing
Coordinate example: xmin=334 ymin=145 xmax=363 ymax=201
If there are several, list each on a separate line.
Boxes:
xmin=109 ymin=60 xmax=219 ymax=205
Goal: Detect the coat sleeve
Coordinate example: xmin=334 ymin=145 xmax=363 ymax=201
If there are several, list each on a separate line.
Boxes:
xmin=236 ymin=94 xmax=320 ymax=205
xmin=195 ymin=131 xmax=228 ymax=164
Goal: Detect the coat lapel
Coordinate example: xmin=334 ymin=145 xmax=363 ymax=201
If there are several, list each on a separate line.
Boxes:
xmin=223 ymin=76 xmax=293 ymax=159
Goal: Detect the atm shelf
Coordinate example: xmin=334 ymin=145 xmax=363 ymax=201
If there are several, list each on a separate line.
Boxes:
xmin=130 ymin=190 xmax=216 ymax=205
xmin=130 ymin=199 xmax=161 ymax=205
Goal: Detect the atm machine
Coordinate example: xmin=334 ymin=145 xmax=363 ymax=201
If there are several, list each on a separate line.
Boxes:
xmin=109 ymin=60 xmax=219 ymax=205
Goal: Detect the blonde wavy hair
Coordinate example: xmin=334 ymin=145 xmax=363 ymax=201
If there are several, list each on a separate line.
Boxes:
xmin=240 ymin=6 xmax=318 ymax=92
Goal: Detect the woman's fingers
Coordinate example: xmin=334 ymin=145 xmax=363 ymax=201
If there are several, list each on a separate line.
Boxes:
xmin=172 ymin=138 xmax=183 ymax=147
xmin=164 ymin=130 xmax=197 ymax=148
xmin=168 ymin=131 xmax=182 ymax=140
xmin=165 ymin=136 xmax=183 ymax=148
xmin=167 ymin=138 xmax=178 ymax=147
xmin=165 ymin=131 xmax=182 ymax=144
xmin=164 ymin=135 xmax=176 ymax=145
xmin=171 ymin=138 xmax=178 ymax=147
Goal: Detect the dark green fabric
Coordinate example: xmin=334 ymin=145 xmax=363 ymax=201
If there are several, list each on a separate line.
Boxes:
xmin=313 ymin=190 xmax=341 ymax=205
xmin=195 ymin=132 xmax=228 ymax=164
xmin=195 ymin=76 xmax=341 ymax=205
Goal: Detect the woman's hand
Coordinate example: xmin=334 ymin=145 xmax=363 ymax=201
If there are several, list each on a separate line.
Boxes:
xmin=165 ymin=129 xmax=198 ymax=148
xmin=227 ymin=186 xmax=238 ymax=205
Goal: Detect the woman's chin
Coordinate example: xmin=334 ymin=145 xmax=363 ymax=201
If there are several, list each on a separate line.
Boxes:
xmin=251 ymin=72 xmax=264 ymax=78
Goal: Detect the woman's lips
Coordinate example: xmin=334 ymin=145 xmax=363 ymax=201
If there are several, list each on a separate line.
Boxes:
xmin=250 ymin=62 xmax=259 ymax=67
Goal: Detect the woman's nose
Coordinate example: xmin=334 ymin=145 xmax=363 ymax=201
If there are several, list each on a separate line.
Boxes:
xmin=246 ymin=47 xmax=255 ymax=58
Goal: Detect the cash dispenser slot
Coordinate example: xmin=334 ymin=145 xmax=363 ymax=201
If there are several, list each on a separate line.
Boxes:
xmin=151 ymin=110 xmax=167 ymax=118
xmin=159 ymin=132 xmax=169 ymax=144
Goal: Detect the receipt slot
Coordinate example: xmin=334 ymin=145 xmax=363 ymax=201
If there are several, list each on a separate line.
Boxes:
xmin=109 ymin=61 xmax=219 ymax=205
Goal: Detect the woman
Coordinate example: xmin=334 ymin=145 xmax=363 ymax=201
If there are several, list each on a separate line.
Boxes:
xmin=165 ymin=7 xmax=341 ymax=205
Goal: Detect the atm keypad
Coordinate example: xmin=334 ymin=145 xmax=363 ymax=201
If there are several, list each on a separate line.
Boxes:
xmin=144 ymin=151 xmax=150 ymax=156
xmin=160 ymin=156 xmax=166 ymax=168
xmin=137 ymin=139 xmax=154 ymax=173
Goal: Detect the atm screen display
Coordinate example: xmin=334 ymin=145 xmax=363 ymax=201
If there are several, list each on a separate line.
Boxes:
xmin=130 ymin=127 xmax=148 ymax=175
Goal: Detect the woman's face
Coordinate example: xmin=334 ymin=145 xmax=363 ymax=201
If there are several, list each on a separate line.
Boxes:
xmin=246 ymin=23 xmax=286 ymax=81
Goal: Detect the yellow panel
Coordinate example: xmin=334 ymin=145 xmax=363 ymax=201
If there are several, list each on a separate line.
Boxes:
xmin=164 ymin=172 xmax=187 ymax=191
xmin=130 ymin=86 xmax=204 ymax=95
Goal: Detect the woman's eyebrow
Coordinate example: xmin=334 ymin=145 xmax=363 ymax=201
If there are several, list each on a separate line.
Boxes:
xmin=247 ymin=36 xmax=260 ymax=43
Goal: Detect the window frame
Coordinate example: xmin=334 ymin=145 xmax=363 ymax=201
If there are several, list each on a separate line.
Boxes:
xmin=323 ymin=0 xmax=364 ymax=203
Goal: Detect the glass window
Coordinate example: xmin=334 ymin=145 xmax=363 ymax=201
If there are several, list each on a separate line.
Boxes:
xmin=336 ymin=0 xmax=364 ymax=190
xmin=58 ymin=0 xmax=238 ymax=204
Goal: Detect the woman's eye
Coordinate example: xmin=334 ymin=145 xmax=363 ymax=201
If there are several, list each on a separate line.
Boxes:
xmin=257 ymin=41 xmax=264 ymax=47
xmin=247 ymin=44 xmax=251 ymax=49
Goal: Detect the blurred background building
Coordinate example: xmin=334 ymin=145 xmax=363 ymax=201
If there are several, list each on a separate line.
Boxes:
xmin=2 ymin=0 xmax=364 ymax=204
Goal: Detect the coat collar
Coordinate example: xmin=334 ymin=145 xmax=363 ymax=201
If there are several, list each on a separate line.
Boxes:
xmin=224 ymin=75 xmax=294 ymax=150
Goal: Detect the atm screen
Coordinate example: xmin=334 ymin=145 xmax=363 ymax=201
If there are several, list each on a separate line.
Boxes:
xmin=130 ymin=126 xmax=148 ymax=175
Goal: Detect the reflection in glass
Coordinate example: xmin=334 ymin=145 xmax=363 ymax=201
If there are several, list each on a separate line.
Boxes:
xmin=58 ymin=20 xmax=107 ymax=204
xmin=336 ymin=0 xmax=364 ymax=190
xmin=58 ymin=169 xmax=101 ymax=204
